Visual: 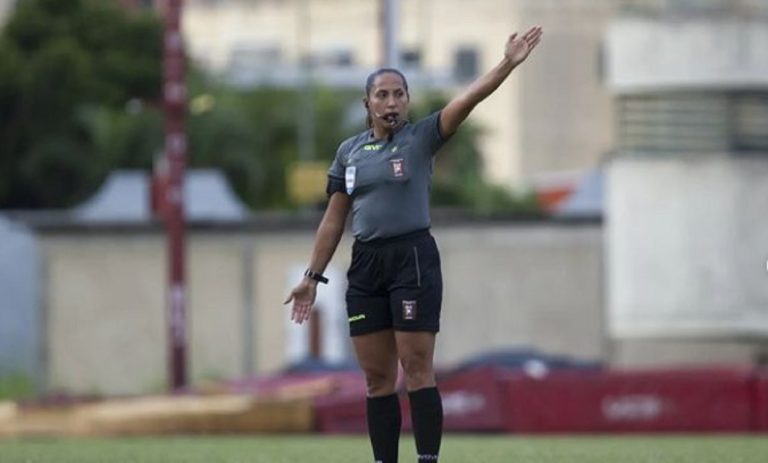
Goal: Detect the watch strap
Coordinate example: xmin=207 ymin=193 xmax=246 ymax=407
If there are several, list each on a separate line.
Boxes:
xmin=304 ymin=269 xmax=329 ymax=284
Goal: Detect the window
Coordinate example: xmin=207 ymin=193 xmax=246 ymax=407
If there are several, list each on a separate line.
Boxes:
xmin=733 ymin=94 xmax=768 ymax=152
xmin=453 ymin=46 xmax=479 ymax=83
xmin=400 ymin=49 xmax=422 ymax=70
xmin=617 ymin=92 xmax=768 ymax=154
xmin=309 ymin=48 xmax=355 ymax=68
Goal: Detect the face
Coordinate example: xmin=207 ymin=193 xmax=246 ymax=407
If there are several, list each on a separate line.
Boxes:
xmin=365 ymin=72 xmax=409 ymax=129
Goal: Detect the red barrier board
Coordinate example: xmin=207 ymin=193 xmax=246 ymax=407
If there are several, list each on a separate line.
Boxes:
xmin=753 ymin=373 xmax=768 ymax=432
xmin=314 ymin=393 xmax=368 ymax=434
xmin=503 ymin=369 xmax=755 ymax=433
xmin=315 ymin=367 xmax=507 ymax=433
xmin=401 ymin=367 xmax=507 ymax=432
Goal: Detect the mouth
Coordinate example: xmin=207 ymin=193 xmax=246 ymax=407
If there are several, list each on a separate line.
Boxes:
xmin=382 ymin=113 xmax=399 ymax=125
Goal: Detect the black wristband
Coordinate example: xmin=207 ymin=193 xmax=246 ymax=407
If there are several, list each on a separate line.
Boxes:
xmin=304 ymin=269 xmax=329 ymax=284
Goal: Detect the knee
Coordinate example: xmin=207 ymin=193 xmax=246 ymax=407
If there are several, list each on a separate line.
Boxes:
xmin=400 ymin=354 xmax=435 ymax=390
xmin=362 ymin=367 xmax=397 ymax=396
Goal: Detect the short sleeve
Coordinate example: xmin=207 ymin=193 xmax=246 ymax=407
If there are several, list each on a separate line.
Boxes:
xmin=412 ymin=110 xmax=449 ymax=155
xmin=326 ymin=139 xmax=351 ymax=197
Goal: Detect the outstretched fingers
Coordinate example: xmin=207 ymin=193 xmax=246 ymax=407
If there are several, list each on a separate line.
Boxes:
xmin=523 ymin=26 xmax=543 ymax=47
xmin=300 ymin=302 xmax=313 ymax=324
xmin=291 ymin=300 xmax=310 ymax=324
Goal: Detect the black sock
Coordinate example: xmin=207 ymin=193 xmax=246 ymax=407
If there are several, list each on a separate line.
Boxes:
xmin=409 ymin=387 xmax=443 ymax=462
xmin=366 ymin=393 xmax=401 ymax=463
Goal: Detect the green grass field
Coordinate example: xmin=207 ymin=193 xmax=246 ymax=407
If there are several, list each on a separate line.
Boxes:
xmin=1 ymin=434 xmax=767 ymax=463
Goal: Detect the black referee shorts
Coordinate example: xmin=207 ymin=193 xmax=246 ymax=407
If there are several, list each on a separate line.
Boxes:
xmin=345 ymin=228 xmax=443 ymax=337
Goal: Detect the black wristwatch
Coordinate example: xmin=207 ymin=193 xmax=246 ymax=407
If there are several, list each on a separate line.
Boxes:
xmin=304 ymin=269 xmax=329 ymax=284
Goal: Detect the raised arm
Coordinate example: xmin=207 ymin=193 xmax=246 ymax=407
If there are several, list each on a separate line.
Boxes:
xmin=440 ymin=26 xmax=543 ymax=138
xmin=284 ymin=192 xmax=351 ymax=324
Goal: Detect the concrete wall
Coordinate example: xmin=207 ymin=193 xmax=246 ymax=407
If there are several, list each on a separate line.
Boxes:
xmin=43 ymin=233 xmax=252 ymax=395
xmin=602 ymin=5 xmax=768 ymax=366
xmin=44 ymin=234 xmax=167 ymax=395
xmin=611 ymin=339 xmax=767 ymax=368
xmin=39 ymin=221 xmax=604 ymax=395
xmin=607 ymin=155 xmax=768 ymax=342
xmin=604 ymin=11 xmax=768 ymax=366
xmin=518 ymin=0 xmax=616 ymax=177
xmin=436 ymin=225 xmax=605 ymax=365
xmin=0 ymin=216 xmax=41 ymax=386
xmin=607 ymin=16 xmax=768 ymax=92
xmin=35 ymin=206 xmax=768 ymax=395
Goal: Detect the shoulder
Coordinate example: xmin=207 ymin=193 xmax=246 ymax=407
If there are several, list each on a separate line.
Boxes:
xmin=410 ymin=111 xmax=441 ymax=131
xmin=416 ymin=110 xmax=441 ymax=124
xmin=409 ymin=111 xmax=443 ymax=140
xmin=337 ymin=130 xmax=368 ymax=155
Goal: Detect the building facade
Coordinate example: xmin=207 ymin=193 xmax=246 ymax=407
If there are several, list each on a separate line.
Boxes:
xmin=181 ymin=0 xmax=618 ymax=188
xmin=605 ymin=7 xmax=768 ymax=365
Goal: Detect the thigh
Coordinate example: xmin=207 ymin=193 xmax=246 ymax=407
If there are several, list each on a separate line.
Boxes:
xmin=352 ymin=329 xmax=399 ymax=394
xmin=394 ymin=331 xmax=436 ymax=361
xmin=394 ymin=331 xmax=437 ymax=389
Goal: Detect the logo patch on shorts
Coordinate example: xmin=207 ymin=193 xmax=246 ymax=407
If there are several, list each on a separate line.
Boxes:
xmin=402 ymin=300 xmax=417 ymax=320
xmin=348 ymin=314 xmax=366 ymax=323
xmin=390 ymin=158 xmax=404 ymax=177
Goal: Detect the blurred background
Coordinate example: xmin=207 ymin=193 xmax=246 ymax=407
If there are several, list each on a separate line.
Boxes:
xmin=1 ymin=0 xmax=768 ymax=437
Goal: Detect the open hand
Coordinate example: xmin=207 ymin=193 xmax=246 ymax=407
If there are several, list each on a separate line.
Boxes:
xmin=505 ymin=26 xmax=543 ymax=66
xmin=284 ymin=280 xmax=317 ymax=324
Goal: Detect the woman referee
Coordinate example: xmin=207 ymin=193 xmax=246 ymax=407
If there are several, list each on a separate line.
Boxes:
xmin=285 ymin=26 xmax=543 ymax=463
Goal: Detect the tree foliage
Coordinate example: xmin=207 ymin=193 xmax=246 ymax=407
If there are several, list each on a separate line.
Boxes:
xmin=0 ymin=0 xmax=537 ymax=214
xmin=0 ymin=0 xmax=161 ymax=208
xmin=412 ymin=93 xmax=540 ymax=215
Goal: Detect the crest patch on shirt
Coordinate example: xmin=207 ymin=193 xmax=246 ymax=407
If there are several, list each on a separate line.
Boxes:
xmin=390 ymin=158 xmax=405 ymax=177
xmin=402 ymin=300 xmax=417 ymax=320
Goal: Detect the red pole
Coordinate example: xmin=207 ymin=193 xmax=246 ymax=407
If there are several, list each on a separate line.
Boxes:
xmin=162 ymin=0 xmax=188 ymax=391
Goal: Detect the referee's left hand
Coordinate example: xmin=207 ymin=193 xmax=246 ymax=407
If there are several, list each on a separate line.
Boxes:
xmin=284 ymin=280 xmax=317 ymax=324
xmin=505 ymin=25 xmax=543 ymax=66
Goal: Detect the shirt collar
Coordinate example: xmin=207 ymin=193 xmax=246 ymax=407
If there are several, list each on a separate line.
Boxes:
xmin=368 ymin=120 xmax=409 ymax=141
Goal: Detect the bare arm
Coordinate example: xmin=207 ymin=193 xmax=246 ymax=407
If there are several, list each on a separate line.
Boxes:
xmin=284 ymin=192 xmax=351 ymax=324
xmin=440 ymin=26 xmax=543 ymax=138
xmin=306 ymin=192 xmax=351 ymax=277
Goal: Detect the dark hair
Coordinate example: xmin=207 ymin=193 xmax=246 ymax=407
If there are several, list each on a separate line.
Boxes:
xmin=364 ymin=68 xmax=409 ymax=128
